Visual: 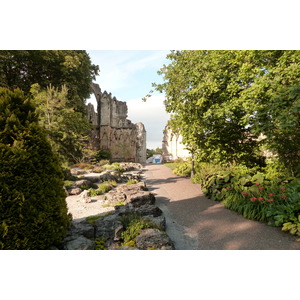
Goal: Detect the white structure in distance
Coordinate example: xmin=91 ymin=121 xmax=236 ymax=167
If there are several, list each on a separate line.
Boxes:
xmin=162 ymin=125 xmax=190 ymax=162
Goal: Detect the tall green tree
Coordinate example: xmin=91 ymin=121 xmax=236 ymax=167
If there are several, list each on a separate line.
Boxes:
xmin=151 ymin=50 xmax=285 ymax=167
xmin=242 ymin=50 xmax=300 ymax=175
xmin=0 ymin=88 xmax=70 ymax=249
xmin=0 ymin=50 xmax=99 ymax=113
xmin=0 ymin=50 xmax=99 ymax=163
xmin=30 ymin=83 xmax=90 ymax=164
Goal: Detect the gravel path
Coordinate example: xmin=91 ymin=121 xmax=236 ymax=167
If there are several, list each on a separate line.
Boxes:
xmin=144 ymin=164 xmax=300 ymax=250
xmin=66 ymin=194 xmax=114 ymax=223
xmin=65 ymin=172 xmax=116 ymax=223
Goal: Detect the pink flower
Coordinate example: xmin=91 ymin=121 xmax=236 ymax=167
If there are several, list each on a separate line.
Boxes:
xmin=259 ymin=187 xmax=264 ymax=191
xmin=225 ymin=187 xmax=230 ymax=191
xmin=269 ymin=193 xmax=274 ymax=197
xmin=281 ymin=195 xmax=287 ymax=200
xmin=266 ymin=198 xmax=274 ymax=203
xmin=280 ymin=187 xmax=286 ymax=191
xmin=250 ymin=197 xmax=257 ymax=202
xmin=255 ymin=183 xmax=260 ymax=186
xmin=258 ymin=197 xmax=264 ymax=201
xmin=242 ymin=192 xmax=248 ymax=195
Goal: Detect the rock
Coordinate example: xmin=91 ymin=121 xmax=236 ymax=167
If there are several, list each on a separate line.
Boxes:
xmin=80 ymin=190 xmax=92 ymax=203
xmin=106 ymin=190 xmax=127 ymax=205
xmin=83 ymin=176 xmax=100 ymax=183
xmin=75 ymin=179 xmax=93 ymax=188
xmin=70 ymin=168 xmax=87 ymax=175
xmin=142 ymin=215 xmax=166 ymax=231
xmin=134 ymin=204 xmax=162 ymax=217
xmin=130 ymin=192 xmax=155 ymax=207
xmin=68 ymin=187 xmax=82 ymax=195
xmin=63 ymin=236 xmax=95 ymax=250
xmin=114 ymin=203 xmax=135 ymax=216
xmin=136 ymin=228 xmax=175 ymax=250
xmin=114 ymin=225 xmax=124 ymax=241
xmin=113 ymin=246 xmax=139 ymax=250
xmin=94 ymin=213 xmax=122 ymax=240
xmin=66 ymin=220 xmax=95 ymax=239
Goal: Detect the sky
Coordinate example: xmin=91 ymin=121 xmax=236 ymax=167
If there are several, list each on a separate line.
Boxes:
xmin=86 ymin=50 xmax=171 ymax=150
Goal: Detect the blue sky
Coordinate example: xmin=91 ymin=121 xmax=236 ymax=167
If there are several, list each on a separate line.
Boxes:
xmin=86 ymin=50 xmax=171 ymax=149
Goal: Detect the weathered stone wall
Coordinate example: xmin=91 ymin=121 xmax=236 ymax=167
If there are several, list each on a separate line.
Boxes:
xmin=87 ymin=83 xmax=146 ymax=164
xmin=162 ymin=125 xmax=190 ymax=162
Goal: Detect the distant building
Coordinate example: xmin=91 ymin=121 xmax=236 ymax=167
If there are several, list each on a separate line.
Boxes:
xmin=87 ymin=83 xmax=147 ymax=164
xmin=162 ymin=125 xmax=190 ymax=162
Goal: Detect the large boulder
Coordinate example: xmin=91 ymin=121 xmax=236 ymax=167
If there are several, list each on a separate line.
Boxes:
xmin=94 ymin=213 xmax=122 ymax=240
xmin=136 ymin=228 xmax=175 ymax=250
xmin=75 ymin=179 xmax=94 ymax=188
xmin=105 ymin=183 xmax=154 ymax=207
xmin=142 ymin=215 xmax=166 ymax=231
xmin=113 ymin=246 xmax=140 ymax=250
xmin=134 ymin=204 xmax=162 ymax=217
xmin=62 ymin=220 xmax=95 ymax=245
xmin=130 ymin=192 xmax=155 ymax=207
xmin=63 ymin=236 xmax=95 ymax=250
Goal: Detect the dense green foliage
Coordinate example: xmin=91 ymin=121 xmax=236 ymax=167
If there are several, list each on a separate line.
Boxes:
xmin=0 ymin=50 xmax=99 ymax=164
xmin=120 ymin=214 xmax=160 ymax=247
xmin=0 ymin=88 xmax=70 ymax=249
xmin=0 ymin=50 xmax=99 ymax=113
xmin=152 ymin=50 xmax=300 ymax=175
xmin=30 ymin=84 xmax=91 ymax=164
xmin=165 ymin=159 xmax=192 ymax=177
xmin=185 ymin=160 xmax=300 ymax=235
xmin=94 ymin=148 xmax=112 ymax=162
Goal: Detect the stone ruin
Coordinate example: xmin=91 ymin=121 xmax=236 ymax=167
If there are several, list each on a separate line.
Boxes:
xmin=87 ymin=83 xmax=147 ymax=164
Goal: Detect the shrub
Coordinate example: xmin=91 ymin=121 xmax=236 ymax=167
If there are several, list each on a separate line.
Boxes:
xmin=93 ymin=167 xmax=104 ymax=173
xmin=89 ymin=183 xmax=113 ymax=197
xmin=0 ymin=88 xmax=70 ymax=249
xmin=98 ymin=160 xmax=110 ymax=166
xmin=126 ymin=179 xmax=140 ymax=185
xmin=120 ymin=214 xmax=160 ymax=246
xmin=95 ymin=148 xmax=111 ymax=162
xmin=73 ymin=162 xmax=94 ymax=170
xmin=282 ymin=215 xmax=300 ymax=238
xmin=86 ymin=212 xmax=111 ymax=224
xmin=198 ymin=162 xmax=300 ymax=230
xmin=173 ymin=161 xmax=192 ymax=177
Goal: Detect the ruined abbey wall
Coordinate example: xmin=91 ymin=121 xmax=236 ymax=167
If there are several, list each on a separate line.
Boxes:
xmin=87 ymin=83 xmax=147 ymax=164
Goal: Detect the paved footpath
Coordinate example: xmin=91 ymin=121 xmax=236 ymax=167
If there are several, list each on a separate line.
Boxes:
xmin=144 ymin=164 xmax=300 ymax=250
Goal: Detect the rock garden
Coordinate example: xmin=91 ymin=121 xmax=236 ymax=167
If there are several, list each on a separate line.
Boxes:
xmin=54 ymin=161 xmax=175 ymax=250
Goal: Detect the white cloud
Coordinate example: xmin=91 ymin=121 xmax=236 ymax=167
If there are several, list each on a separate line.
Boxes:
xmin=88 ymin=50 xmax=169 ymax=94
xmin=127 ymin=95 xmax=170 ymax=149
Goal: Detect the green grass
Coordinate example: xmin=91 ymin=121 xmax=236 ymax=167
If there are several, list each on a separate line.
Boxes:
xmin=86 ymin=212 xmax=111 ymax=224
xmin=164 ymin=162 xmax=179 ymax=170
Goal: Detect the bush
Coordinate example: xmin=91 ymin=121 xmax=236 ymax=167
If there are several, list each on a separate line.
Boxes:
xmin=126 ymin=179 xmax=140 ymax=185
xmin=120 ymin=214 xmax=160 ymax=246
xmin=95 ymin=148 xmax=111 ymax=162
xmin=73 ymin=162 xmax=94 ymax=170
xmin=89 ymin=182 xmax=113 ymax=196
xmin=173 ymin=161 xmax=192 ymax=177
xmin=98 ymin=160 xmax=110 ymax=166
xmin=165 ymin=159 xmax=192 ymax=177
xmin=0 ymin=88 xmax=70 ymax=249
xmin=197 ymin=161 xmax=300 ymax=230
